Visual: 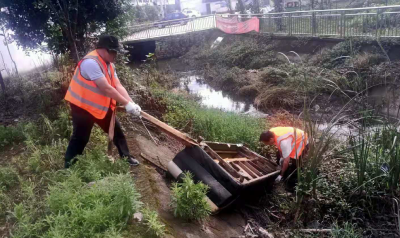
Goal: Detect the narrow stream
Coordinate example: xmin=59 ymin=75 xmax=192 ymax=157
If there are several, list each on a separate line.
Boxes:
xmin=179 ymin=74 xmax=268 ymax=118
xmin=178 ymin=73 xmax=356 ymax=139
xmin=156 ymin=60 xmax=397 ymax=139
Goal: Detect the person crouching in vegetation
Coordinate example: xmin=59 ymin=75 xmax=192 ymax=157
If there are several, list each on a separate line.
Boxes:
xmin=259 ymin=127 xmax=309 ymax=188
xmin=64 ymin=35 xmax=141 ymax=168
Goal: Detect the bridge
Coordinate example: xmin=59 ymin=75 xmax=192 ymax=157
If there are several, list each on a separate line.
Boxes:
xmin=123 ymin=5 xmax=400 ymax=43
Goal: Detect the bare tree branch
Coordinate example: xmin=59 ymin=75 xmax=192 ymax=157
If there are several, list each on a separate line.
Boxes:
xmin=1 ymin=28 xmax=18 ymax=75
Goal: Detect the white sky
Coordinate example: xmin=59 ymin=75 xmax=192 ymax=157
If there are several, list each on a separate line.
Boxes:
xmin=0 ymin=35 xmax=52 ymax=76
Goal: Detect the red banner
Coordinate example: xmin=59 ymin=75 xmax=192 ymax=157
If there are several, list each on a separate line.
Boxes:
xmin=216 ymin=16 xmax=259 ymax=34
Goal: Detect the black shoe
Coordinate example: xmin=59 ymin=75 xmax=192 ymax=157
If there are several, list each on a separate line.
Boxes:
xmin=127 ymin=156 xmax=140 ymax=166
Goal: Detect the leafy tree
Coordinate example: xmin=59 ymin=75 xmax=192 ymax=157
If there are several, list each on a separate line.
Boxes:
xmin=0 ymin=0 xmax=134 ymax=62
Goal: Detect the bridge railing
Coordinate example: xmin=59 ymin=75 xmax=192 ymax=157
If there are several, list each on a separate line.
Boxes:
xmin=124 ymin=5 xmax=400 ymax=42
xmin=124 ymin=15 xmax=216 ymax=42
xmin=229 ymin=5 xmax=400 ymax=38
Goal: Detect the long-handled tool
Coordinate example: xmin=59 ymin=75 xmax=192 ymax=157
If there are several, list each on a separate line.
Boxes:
xmin=139 ymin=115 xmax=158 ymax=145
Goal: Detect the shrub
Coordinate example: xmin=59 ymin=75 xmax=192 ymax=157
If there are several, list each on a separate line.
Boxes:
xmin=171 ymin=172 xmax=211 ymax=221
xmin=44 ymin=173 xmax=141 ymax=238
xmin=0 ymin=166 xmax=19 ymax=190
xmin=0 ymin=125 xmax=25 ymax=150
xmin=27 ymin=139 xmax=68 ymax=173
xmin=0 ymin=190 xmax=11 ymax=216
xmin=142 ymin=207 xmax=166 ymax=237
xmin=331 ymin=222 xmax=361 ymax=238
xmin=71 ymin=149 xmax=130 ymax=183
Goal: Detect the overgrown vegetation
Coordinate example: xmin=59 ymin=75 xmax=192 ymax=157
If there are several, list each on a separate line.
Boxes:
xmin=0 ymin=105 xmax=143 ymax=237
xmin=156 ymin=90 xmax=266 ymax=150
xmin=142 ymin=207 xmax=166 ymax=237
xmin=171 ymin=172 xmax=211 ymax=221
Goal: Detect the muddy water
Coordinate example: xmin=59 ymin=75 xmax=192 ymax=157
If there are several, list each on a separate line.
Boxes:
xmin=179 ymin=74 xmax=268 ymax=118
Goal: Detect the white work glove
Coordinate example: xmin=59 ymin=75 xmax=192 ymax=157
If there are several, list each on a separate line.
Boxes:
xmin=125 ymin=102 xmax=141 ymax=117
xmin=275 ymin=175 xmax=282 ymax=183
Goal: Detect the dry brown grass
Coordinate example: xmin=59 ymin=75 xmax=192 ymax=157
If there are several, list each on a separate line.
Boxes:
xmin=267 ymin=109 xmax=304 ymax=129
xmin=254 ymin=86 xmax=302 ymax=109
xmin=238 ymin=83 xmax=260 ymax=97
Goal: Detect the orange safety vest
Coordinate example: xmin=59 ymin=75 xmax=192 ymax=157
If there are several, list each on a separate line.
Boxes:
xmin=64 ymin=50 xmax=117 ymax=119
xmin=270 ymin=127 xmax=308 ymax=159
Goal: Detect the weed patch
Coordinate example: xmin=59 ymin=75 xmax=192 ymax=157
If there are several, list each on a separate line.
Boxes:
xmin=142 ymin=207 xmax=166 ymax=237
xmin=190 ymin=38 xmax=277 ymax=70
xmin=11 ymin=173 xmax=141 ymax=238
xmin=331 ymin=222 xmax=362 ymax=238
xmin=0 ymin=166 xmax=19 ymax=191
xmin=160 ymin=91 xmax=266 ymax=150
xmin=0 ymin=125 xmax=25 ymax=151
xmin=171 ymin=172 xmax=211 ymax=221
xmin=71 ymin=149 xmax=129 ymax=183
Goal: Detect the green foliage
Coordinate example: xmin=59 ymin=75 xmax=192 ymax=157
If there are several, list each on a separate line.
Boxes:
xmin=160 ymin=91 xmax=266 ymax=150
xmin=133 ymin=5 xmax=160 ymax=23
xmin=12 ymin=173 xmax=141 ymax=238
xmin=142 ymin=207 xmax=166 ymax=237
xmin=0 ymin=166 xmax=19 ymax=191
xmin=0 ymin=0 xmax=134 ymax=60
xmin=105 ymin=3 xmax=137 ymax=39
xmin=0 ymin=124 xmax=25 ymax=150
xmin=0 ymin=190 xmax=11 ymax=216
xmin=71 ymin=149 xmax=129 ymax=183
xmin=171 ymin=172 xmax=211 ymax=221
xmin=27 ymin=139 xmax=68 ymax=173
xmin=331 ymin=222 xmax=362 ymax=238
xmin=11 ymin=202 xmax=47 ymax=238
xmin=349 ymin=124 xmax=400 ymax=193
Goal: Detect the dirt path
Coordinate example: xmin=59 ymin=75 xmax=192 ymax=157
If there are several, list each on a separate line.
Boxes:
xmin=123 ymin=123 xmax=246 ymax=238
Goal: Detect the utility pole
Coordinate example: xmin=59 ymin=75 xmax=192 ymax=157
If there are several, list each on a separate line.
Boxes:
xmin=160 ymin=0 xmax=165 ymax=18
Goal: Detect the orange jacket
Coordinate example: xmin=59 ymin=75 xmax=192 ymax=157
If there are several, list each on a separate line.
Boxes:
xmin=270 ymin=127 xmax=308 ymax=159
xmin=65 ymin=50 xmax=117 ymax=119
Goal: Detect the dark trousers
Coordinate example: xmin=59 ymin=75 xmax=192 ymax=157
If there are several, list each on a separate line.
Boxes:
xmin=64 ymin=103 xmax=130 ymax=168
xmin=276 ymin=145 xmax=309 ymax=190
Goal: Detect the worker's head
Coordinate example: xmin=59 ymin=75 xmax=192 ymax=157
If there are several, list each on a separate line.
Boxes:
xmin=259 ymin=131 xmax=275 ymax=145
xmin=96 ymin=35 xmax=123 ymax=63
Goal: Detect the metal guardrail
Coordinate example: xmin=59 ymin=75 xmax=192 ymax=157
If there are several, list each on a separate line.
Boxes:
xmin=124 ymin=15 xmax=216 ymax=42
xmin=123 ymin=5 xmax=400 ymax=42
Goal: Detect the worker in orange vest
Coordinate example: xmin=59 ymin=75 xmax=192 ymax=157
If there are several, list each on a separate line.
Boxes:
xmin=64 ymin=35 xmax=141 ymax=168
xmin=259 ymin=127 xmax=308 ymax=183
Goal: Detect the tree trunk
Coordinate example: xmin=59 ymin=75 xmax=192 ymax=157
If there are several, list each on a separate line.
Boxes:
xmin=1 ymin=29 xmax=19 ymax=75
xmin=226 ymin=0 xmax=233 ymax=13
xmin=274 ymin=0 xmax=283 ymax=12
xmin=0 ymin=51 xmax=10 ymax=76
xmin=237 ymin=0 xmax=245 ymax=14
xmin=252 ymin=0 xmax=260 ymax=13
xmin=0 ymin=70 xmax=5 ymax=93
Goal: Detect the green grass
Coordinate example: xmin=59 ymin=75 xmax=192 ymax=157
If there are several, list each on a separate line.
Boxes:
xmin=159 ymin=91 xmax=266 ymax=150
xmin=349 ymin=124 xmax=400 ymax=194
xmin=0 ymin=125 xmax=25 ymax=150
xmin=11 ymin=173 xmax=141 ymax=238
xmin=0 ymin=166 xmax=19 ymax=191
xmin=331 ymin=222 xmax=362 ymax=238
xmin=0 ymin=106 xmax=148 ymax=238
